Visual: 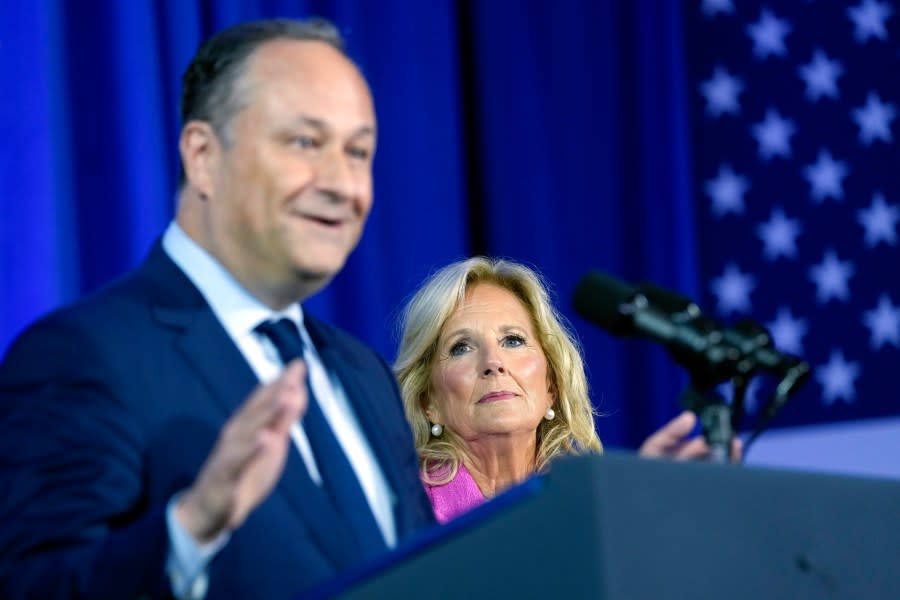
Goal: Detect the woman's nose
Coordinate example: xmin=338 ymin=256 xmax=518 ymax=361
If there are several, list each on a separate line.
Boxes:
xmin=481 ymin=350 xmax=506 ymax=376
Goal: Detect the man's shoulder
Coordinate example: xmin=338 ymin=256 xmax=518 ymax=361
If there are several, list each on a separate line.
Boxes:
xmin=29 ymin=260 xmax=163 ymax=335
xmin=2 ymin=246 xmax=188 ymax=367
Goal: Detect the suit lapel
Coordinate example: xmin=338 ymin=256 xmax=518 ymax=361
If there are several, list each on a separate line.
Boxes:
xmin=143 ymin=244 xmax=362 ymax=567
xmin=143 ymin=254 xmax=256 ymax=417
xmin=171 ymin=309 xmax=258 ymax=417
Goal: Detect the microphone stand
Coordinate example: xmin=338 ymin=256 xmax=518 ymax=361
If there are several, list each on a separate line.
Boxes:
xmin=671 ymin=322 xmax=749 ymax=465
xmin=681 ymin=350 xmax=809 ymax=463
xmin=679 ymin=381 xmax=735 ymax=465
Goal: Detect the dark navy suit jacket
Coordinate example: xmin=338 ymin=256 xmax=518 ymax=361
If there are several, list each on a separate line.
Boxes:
xmin=0 ymin=242 xmax=435 ymax=599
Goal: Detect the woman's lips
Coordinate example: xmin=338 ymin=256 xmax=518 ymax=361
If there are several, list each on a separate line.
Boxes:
xmin=479 ymin=390 xmax=516 ymax=403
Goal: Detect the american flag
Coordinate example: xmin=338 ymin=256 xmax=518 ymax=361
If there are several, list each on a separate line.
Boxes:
xmin=684 ymin=0 xmax=900 ymax=429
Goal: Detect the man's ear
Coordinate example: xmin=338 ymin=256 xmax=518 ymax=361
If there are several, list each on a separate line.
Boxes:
xmin=179 ymin=120 xmax=219 ymax=198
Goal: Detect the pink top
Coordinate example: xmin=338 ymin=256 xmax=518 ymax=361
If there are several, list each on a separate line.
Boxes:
xmin=422 ymin=463 xmax=485 ymax=524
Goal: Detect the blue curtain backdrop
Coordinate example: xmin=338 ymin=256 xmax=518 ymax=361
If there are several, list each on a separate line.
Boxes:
xmin=3 ymin=1 xmax=897 ymax=451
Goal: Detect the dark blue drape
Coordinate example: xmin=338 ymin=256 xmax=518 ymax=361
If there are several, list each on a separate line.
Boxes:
xmin=1 ymin=1 xmax=699 ymax=449
xmin=462 ymin=1 xmax=698 ymax=445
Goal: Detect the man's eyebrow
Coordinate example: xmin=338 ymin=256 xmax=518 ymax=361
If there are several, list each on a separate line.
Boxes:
xmin=291 ymin=115 xmax=326 ymax=129
xmin=353 ymin=125 xmax=376 ymax=138
xmin=290 ymin=115 xmax=376 ymax=138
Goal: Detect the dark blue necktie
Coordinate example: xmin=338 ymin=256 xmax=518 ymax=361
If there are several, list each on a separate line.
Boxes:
xmin=255 ymin=318 xmax=386 ymax=557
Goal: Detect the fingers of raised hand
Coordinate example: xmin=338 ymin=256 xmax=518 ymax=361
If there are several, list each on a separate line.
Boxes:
xmin=179 ymin=361 xmax=308 ymax=541
xmin=268 ymin=360 xmax=307 ymax=434
xmin=213 ymin=361 xmax=307 ymax=491
xmin=228 ymin=360 xmax=307 ymax=442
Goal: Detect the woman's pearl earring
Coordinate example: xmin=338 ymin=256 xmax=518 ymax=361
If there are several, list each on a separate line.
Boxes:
xmin=544 ymin=407 xmax=555 ymax=421
xmin=430 ymin=423 xmax=443 ymax=437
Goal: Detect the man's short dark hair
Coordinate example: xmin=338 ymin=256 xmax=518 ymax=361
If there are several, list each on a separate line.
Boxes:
xmin=178 ymin=18 xmax=347 ymax=185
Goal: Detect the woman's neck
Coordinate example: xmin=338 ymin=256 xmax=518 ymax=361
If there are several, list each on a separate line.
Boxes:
xmin=461 ymin=434 xmax=537 ymax=498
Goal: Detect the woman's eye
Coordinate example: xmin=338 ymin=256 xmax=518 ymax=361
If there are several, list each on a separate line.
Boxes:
xmin=448 ymin=341 xmax=471 ymax=356
xmin=502 ymin=334 xmax=526 ymax=348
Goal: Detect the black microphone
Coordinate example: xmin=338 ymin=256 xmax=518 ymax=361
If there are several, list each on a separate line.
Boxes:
xmin=573 ymin=272 xmax=738 ymax=462
xmin=637 ymin=283 xmax=810 ymax=391
xmin=572 ymin=272 xmax=743 ymax=383
xmin=573 ymin=271 xmax=812 ymax=461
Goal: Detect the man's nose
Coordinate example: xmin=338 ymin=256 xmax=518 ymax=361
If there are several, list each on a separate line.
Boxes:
xmin=315 ymin=148 xmax=356 ymax=202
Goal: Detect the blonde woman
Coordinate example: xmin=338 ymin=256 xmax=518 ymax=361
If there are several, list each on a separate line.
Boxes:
xmin=395 ymin=257 xmax=735 ymax=523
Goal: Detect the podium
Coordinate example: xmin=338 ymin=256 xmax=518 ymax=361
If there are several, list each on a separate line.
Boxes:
xmin=323 ymin=453 xmax=900 ymax=599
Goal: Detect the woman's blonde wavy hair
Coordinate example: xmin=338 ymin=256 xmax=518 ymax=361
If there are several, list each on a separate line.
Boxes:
xmin=394 ymin=257 xmax=602 ymax=484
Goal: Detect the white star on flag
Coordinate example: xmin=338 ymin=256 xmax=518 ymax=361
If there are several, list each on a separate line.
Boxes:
xmin=797 ymin=49 xmax=843 ymax=102
xmin=862 ymin=294 xmax=900 ymax=349
xmin=847 ymin=0 xmax=894 ymax=44
xmin=757 ymin=207 xmax=802 ymax=260
xmin=751 ymin=108 xmax=796 ymax=160
xmin=851 ymin=92 xmax=896 ymax=145
xmin=815 ymin=349 xmax=861 ymax=405
xmin=699 ymin=67 xmax=744 ymax=117
xmin=746 ymin=9 xmax=792 ymax=59
xmin=803 ymin=149 xmax=849 ymax=203
xmin=766 ymin=306 xmax=808 ymax=355
xmin=710 ymin=263 xmax=756 ymax=315
xmin=809 ymin=249 xmax=855 ymax=303
xmin=857 ymin=192 xmax=899 ymax=247
xmin=705 ymin=164 xmax=749 ymax=217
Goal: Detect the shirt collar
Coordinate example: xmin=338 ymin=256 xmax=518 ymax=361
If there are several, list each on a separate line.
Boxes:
xmin=161 ymin=221 xmax=304 ymax=336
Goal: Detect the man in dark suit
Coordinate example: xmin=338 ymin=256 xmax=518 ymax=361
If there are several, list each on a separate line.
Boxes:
xmin=0 ymin=18 xmax=435 ymax=599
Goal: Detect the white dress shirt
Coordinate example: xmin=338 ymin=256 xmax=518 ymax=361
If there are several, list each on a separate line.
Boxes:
xmin=161 ymin=222 xmax=396 ymax=598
